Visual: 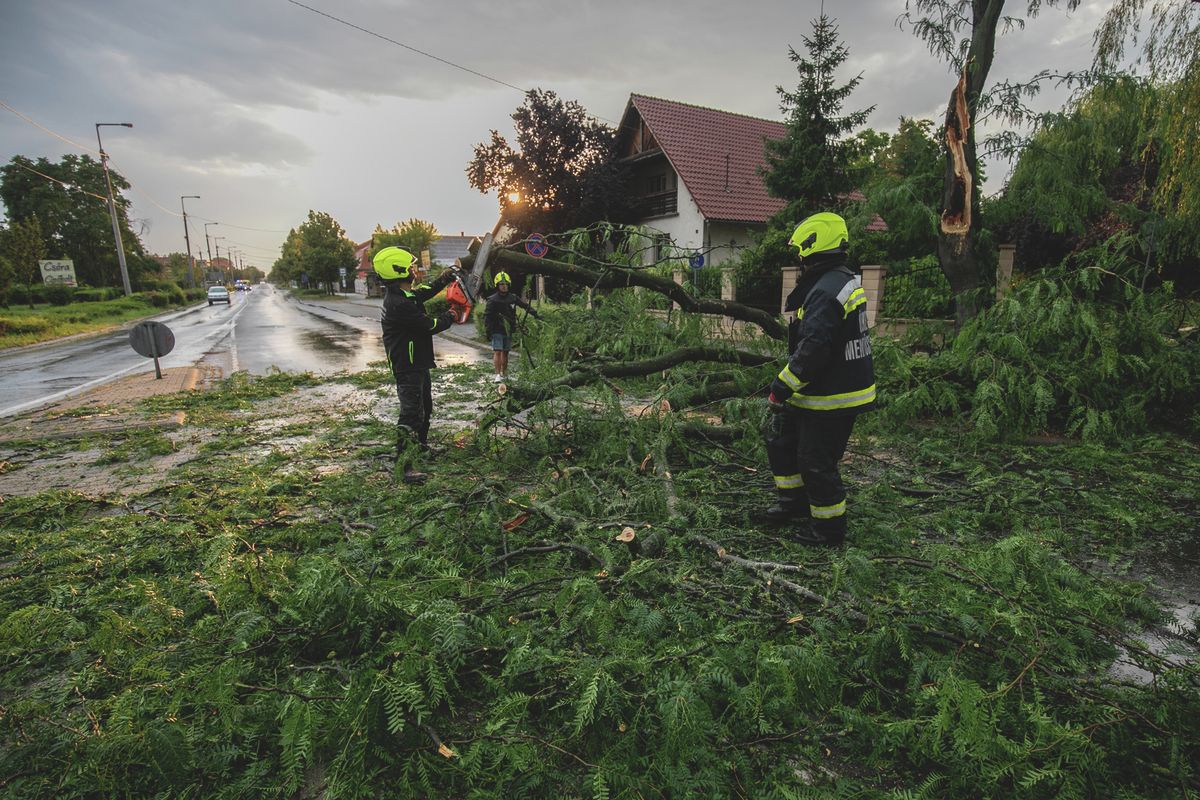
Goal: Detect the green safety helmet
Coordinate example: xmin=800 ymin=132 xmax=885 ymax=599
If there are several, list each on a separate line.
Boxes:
xmin=494 ymin=271 xmax=511 ymax=286
xmin=373 ymin=246 xmax=417 ymax=280
xmin=789 ymin=212 xmax=849 ymax=259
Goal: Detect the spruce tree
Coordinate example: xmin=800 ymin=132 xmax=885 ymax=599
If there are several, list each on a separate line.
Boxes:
xmin=762 ymin=14 xmax=874 ymax=222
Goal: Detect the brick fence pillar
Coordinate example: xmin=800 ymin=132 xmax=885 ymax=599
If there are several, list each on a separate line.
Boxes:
xmin=721 ymin=267 xmax=736 ymax=302
xmin=860 ymin=265 xmax=887 ymax=329
xmin=997 ymin=244 xmax=1015 ymax=300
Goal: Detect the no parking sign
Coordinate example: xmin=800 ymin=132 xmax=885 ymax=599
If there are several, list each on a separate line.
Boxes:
xmin=525 ymin=233 xmax=548 ymax=258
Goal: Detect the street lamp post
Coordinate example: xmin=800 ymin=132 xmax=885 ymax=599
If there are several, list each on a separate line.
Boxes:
xmin=204 ymin=222 xmax=218 ymax=284
xmin=181 ymin=195 xmax=199 ymax=288
xmin=96 ymin=122 xmax=134 ymax=296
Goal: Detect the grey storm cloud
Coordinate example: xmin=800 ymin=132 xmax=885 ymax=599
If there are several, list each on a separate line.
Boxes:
xmin=1 ymin=0 xmax=1107 ymax=255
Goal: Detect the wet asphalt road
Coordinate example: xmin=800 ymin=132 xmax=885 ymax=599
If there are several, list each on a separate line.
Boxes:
xmin=0 ymin=285 xmax=485 ymax=417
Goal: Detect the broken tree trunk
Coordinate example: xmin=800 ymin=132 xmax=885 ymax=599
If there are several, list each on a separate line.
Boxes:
xmin=458 ymin=247 xmax=787 ymax=342
xmin=938 ymin=0 xmax=1005 ymax=329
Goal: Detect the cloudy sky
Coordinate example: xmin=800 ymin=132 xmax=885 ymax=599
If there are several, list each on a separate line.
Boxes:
xmin=0 ymin=0 xmax=1110 ymax=268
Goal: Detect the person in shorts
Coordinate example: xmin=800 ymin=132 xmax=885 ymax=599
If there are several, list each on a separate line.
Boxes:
xmin=483 ymin=271 xmax=538 ymax=382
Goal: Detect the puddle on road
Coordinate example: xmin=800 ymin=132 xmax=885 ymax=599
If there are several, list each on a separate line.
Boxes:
xmin=1109 ymin=599 xmax=1199 ymax=684
xmin=1106 ymin=548 xmax=1200 ymax=685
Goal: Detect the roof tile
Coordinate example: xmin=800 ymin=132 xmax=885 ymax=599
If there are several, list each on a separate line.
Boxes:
xmin=627 ymin=94 xmax=786 ymax=224
xmin=622 ymin=95 xmax=888 ymax=232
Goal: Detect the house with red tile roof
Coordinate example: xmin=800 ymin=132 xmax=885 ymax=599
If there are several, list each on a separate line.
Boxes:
xmin=615 ymin=94 xmax=885 ymax=267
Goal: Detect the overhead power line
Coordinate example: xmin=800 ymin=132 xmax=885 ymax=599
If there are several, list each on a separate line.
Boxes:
xmin=0 ymin=100 xmax=99 ymax=156
xmin=9 ymin=160 xmax=108 ymax=201
xmin=286 ymin=1 xmax=528 ymax=93
xmin=191 ymin=216 xmax=290 ymax=234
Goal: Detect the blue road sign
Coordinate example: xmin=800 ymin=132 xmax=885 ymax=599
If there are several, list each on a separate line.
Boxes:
xmin=688 ymin=252 xmax=704 ymax=269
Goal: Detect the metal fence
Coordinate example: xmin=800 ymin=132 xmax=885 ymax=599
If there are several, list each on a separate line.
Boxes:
xmin=880 ymin=257 xmax=954 ymax=319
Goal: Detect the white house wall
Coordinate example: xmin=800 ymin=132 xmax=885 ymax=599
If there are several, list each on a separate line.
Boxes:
xmin=633 ymin=182 xmax=765 ymax=268
xmin=638 ymin=185 xmax=706 ymax=267
xmin=706 ymin=221 xmax=763 ymax=267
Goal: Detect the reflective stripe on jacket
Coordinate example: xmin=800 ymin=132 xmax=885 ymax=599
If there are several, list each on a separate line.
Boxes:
xmin=771 ymin=261 xmax=875 ymax=415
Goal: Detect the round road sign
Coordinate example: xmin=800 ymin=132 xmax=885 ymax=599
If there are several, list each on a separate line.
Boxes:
xmin=525 ymin=233 xmax=548 ymax=258
xmin=688 ymin=252 xmax=705 ymax=269
xmin=129 ymin=320 xmax=175 ymax=358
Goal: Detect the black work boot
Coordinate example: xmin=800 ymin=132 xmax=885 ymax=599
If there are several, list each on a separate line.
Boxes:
xmin=793 ymin=519 xmax=845 ymax=547
xmin=760 ymin=492 xmax=806 ymax=526
xmin=401 ymin=469 xmax=429 ymax=485
xmin=395 ymin=428 xmax=427 ymax=485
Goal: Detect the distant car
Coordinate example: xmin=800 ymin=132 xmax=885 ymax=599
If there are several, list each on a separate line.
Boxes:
xmin=207 ymin=286 xmax=231 ymax=305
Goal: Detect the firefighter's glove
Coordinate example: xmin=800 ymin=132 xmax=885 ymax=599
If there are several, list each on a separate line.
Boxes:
xmin=767 ymin=392 xmax=786 ymax=413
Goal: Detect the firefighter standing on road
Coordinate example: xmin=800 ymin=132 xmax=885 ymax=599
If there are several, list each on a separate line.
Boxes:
xmin=375 ymin=246 xmax=458 ymax=484
xmin=764 ymin=212 xmax=876 ymax=547
xmin=484 ymin=271 xmax=538 ymax=382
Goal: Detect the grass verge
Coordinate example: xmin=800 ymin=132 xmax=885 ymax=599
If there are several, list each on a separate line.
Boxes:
xmin=0 ymin=296 xmax=196 ymax=350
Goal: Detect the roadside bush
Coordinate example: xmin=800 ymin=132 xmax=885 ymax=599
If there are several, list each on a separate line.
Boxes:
xmin=184 ymin=287 xmax=206 ymax=302
xmin=72 ymin=288 xmax=113 ymax=303
xmin=0 ymin=315 xmax=52 ymax=337
xmin=140 ymin=290 xmax=170 ymax=308
xmin=878 ymin=234 xmax=1200 ymax=441
xmin=43 ymin=285 xmax=73 ymax=306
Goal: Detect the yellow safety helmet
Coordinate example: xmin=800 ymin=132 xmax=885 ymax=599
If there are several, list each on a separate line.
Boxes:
xmin=373 ymin=246 xmax=417 ymax=280
xmin=494 ymin=271 xmax=512 ymax=286
xmin=789 ymin=212 xmax=849 ymax=259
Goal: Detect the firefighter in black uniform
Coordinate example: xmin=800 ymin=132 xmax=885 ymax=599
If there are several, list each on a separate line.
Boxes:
xmin=374 ymin=246 xmax=456 ymax=484
xmin=765 ymin=212 xmax=876 ymax=546
xmin=483 ymin=271 xmax=539 ymax=382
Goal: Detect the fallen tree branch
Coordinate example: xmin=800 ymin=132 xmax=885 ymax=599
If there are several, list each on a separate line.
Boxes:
xmin=502 ymin=346 xmax=776 ymax=408
xmin=495 ymin=539 xmax=604 ymax=569
xmin=687 ymin=533 xmax=862 ymax=616
xmin=460 ymin=248 xmax=787 ymax=341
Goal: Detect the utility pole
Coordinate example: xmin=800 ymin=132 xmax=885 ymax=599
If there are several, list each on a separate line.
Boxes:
xmin=96 ymin=122 xmax=134 ymax=296
xmin=214 ymin=237 xmax=227 ymax=284
xmin=181 ymin=195 xmax=199 ymax=288
xmin=204 ymin=222 xmax=218 ymax=285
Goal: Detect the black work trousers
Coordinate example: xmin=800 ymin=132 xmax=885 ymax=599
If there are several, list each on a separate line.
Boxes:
xmin=765 ymin=410 xmax=856 ymax=539
xmin=394 ymin=369 xmax=433 ymax=463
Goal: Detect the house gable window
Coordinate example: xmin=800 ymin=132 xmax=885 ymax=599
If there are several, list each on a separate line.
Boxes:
xmin=639 ymin=171 xmax=676 ymax=217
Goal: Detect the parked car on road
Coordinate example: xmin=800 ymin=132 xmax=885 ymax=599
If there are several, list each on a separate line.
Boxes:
xmin=207 ymin=286 xmax=231 ymax=305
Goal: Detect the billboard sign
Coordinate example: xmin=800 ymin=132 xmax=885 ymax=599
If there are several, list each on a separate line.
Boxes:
xmin=39 ymin=259 xmax=77 ymax=287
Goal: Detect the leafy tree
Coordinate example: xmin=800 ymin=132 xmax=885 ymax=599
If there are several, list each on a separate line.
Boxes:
xmin=270 ymin=211 xmax=355 ymax=294
xmin=372 ymin=218 xmax=440 ymax=260
xmin=0 ymin=252 xmax=14 ymax=307
xmin=0 ymin=154 xmax=151 ymax=289
xmin=0 ymin=216 xmax=48 ymax=307
xmin=852 ymin=117 xmax=944 ymax=263
xmin=467 ymin=89 xmax=628 ymax=236
xmin=1095 ymin=1 xmax=1200 ymax=233
xmin=159 ymin=252 xmax=193 ymax=286
xmin=988 ymin=77 xmax=1164 ymax=274
xmin=901 ymin=0 xmax=1082 ymax=326
xmin=762 ymin=13 xmax=874 ymax=223
xmin=845 ymin=127 xmax=891 ymax=187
